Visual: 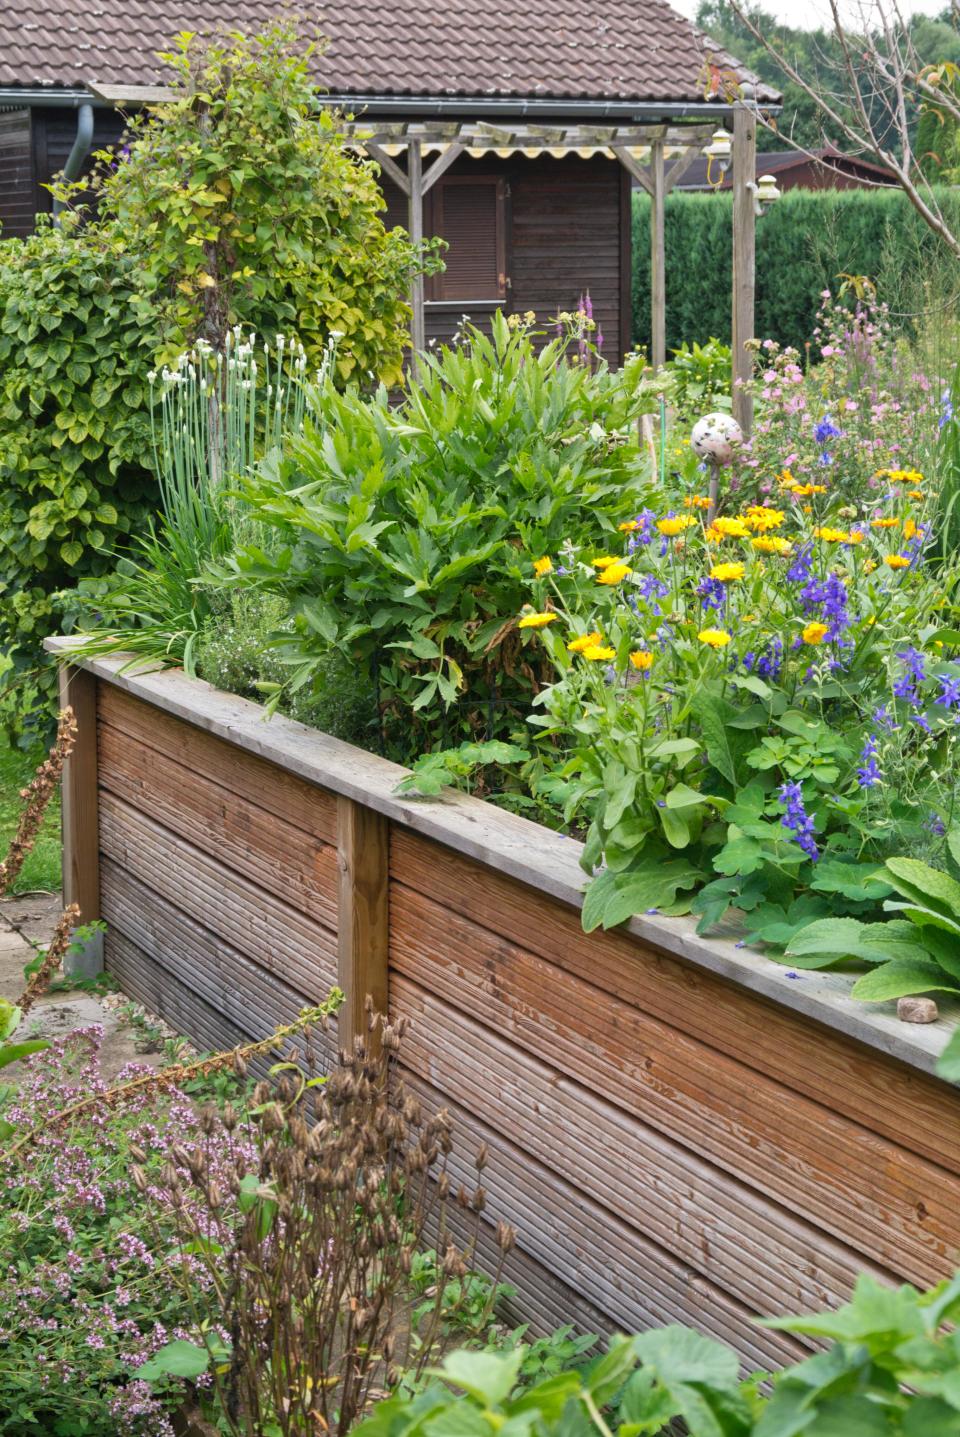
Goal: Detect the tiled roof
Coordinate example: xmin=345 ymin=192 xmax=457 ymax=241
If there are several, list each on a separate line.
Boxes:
xmin=1 ymin=0 xmax=778 ymax=106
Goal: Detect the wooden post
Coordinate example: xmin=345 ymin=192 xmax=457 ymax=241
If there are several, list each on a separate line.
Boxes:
xmin=731 ymin=93 xmax=757 ymax=434
xmin=407 ymin=139 xmax=425 ymax=377
xmin=650 ymin=139 xmax=666 ymax=371
xmin=58 ymin=664 xmax=99 ymax=923
xmin=336 ymin=796 xmax=389 ymax=1054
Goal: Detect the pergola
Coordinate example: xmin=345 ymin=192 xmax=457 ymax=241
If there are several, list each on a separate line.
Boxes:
xmin=90 ymin=83 xmax=761 ymax=432
xmin=340 ymin=104 xmax=760 ymax=430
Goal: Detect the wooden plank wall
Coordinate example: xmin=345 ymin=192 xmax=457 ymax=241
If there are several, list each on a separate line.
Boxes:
xmin=86 ymin=675 xmax=960 ymax=1369
xmin=96 ymin=685 xmax=339 ymax=1068
xmin=388 ymin=829 xmax=960 ymax=1363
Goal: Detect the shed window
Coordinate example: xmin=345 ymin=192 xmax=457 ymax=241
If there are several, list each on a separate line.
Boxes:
xmin=430 ymin=176 xmax=506 ymax=301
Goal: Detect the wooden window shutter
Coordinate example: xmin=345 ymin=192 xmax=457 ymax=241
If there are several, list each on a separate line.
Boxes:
xmin=431 ymin=176 xmax=506 ymax=301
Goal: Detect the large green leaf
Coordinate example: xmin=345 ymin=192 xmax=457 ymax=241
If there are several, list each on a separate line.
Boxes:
xmin=851 ymin=961 xmax=960 ymax=1002
xmin=0 ymin=1039 xmax=49 ymax=1071
xmin=885 ymin=857 xmax=960 ymax=918
xmin=434 ymin=1349 xmax=523 ymax=1407
xmin=936 ymin=1029 xmax=960 ymax=1084
xmin=136 ymin=1339 xmax=211 ymax=1382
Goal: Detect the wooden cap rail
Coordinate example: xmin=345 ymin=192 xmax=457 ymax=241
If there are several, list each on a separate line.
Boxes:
xmin=45 ymin=639 xmax=960 ymax=1079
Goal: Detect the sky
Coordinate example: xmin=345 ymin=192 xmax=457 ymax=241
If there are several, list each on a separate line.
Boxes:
xmin=671 ymin=0 xmax=953 ymax=25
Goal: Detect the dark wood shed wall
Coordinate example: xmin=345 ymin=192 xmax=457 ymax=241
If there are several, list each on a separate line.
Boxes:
xmin=381 ymin=151 xmax=631 ymax=358
xmin=0 ymin=106 xmax=125 ymax=238
xmin=0 ymin=109 xmax=34 ymax=238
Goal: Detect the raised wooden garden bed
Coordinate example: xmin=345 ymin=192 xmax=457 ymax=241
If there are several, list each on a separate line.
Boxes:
xmin=48 ymin=639 xmax=960 ymax=1368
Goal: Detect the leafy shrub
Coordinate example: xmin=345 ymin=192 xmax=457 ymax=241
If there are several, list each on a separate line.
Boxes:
xmin=0 ymin=219 xmax=160 ymax=740
xmin=225 ymin=315 xmax=657 ymax=762
xmin=355 ymin=1269 xmax=960 ymax=1436
xmin=663 ymin=338 xmax=732 ymax=420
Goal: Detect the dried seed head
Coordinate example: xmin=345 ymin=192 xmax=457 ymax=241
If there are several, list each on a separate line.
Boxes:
xmin=476 ymin=1142 xmax=489 ymax=1172
xmin=221 ymin=1103 xmax=238 ymax=1132
xmin=131 ymin=1165 xmax=148 ymax=1193
xmin=472 ymin=1185 xmax=487 ymax=1214
xmin=128 ymin=1143 xmax=148 ymax=1165
xmin=497 ymin=1221 xmax=517 ymax=1254
xmin=199 ymin=1104 xmax=219 ymax=1136
xmin=232 ymin=1052 xmax=248 ymax=1079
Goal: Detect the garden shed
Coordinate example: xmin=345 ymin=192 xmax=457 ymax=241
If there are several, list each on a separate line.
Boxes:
xmin=0 ymin=0 xmax=777 ymax=384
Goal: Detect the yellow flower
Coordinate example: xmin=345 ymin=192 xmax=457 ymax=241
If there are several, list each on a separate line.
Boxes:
xmin=591 ymin=555 xmax=619 ymax=568
xmin=618 ymin=520 xmax=640 ymax=532
xmin=698 ymin=628 xmax=732 ymax=648
xmin=596 ymin=562 xmax=632 ymax=584
xmin=792 ymin=483 xmax=828 ymax=496
xmin=870 ymin=517 xmax=899 ymax=529
xmin=777 ymin=469 xmax=797 ymax=489
xmin=656 ymin=516 xmax=695 ymax=536
xmin=630 ymin=649 xmax=654 ymax=670
xmin=710 ymin=562 xmax=745 ymax=582
xmin=847 ymin=530 xmax=864 ymax=544
xmin=802 ymin=622 xmax=829 ymax=645
xmin=582 ymin=644 xmax=616 ymax=661
xmin=518 ymin=611 xmax=558 ymax=629
xmin=523 ymin=310 xmax=536 ymax=323
xmin=813 ymin=526 xmax=849 ymax=543
xmin=877 ymin=468 xmax=923 ymax=485
xmin=682 ymin=495 xmax=712 ymax=510
xmin=533 ymin=556 xmax=553 ymax=577
xmin=864 ymin=560 xmax=877 ymax=573
xmin=751 ymin=535 xmax=793 ymax=555
xmin=567 ymin=631 xmax=603 ymax=653
xmin=903 ymin=518 xmax=922 ymax=541
xmin=711 ymin=516 xmax=749 ymax=539
xmin=884 ymin=554 xmax=910 ymax=569
xmin=908 ymin=489 xmax=924 ymax=501
xmin=743 ymin=506 xmax=785 ymax=532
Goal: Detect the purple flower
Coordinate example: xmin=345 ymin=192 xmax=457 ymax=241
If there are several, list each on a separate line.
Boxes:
xmin=911 ymin=707 xmax=933 ymax=734
xmin=813 ymin=416 xmax=842 ymax=445
xmin=786 ymin=544 xmax=813 ymax=585
xmin=778 ymin=781 xmax=819 ymax=862
xmin=857 ymin=733 xmax=882 ymax=788
xmin=937 ymin=674 xmax=960 ymax=710
xmin=873 ymin=703 xmax=899 ymax=732
xmin=893 ymin=647 xmax=926 ymax=701
xmin=940 ymin=389 xmax=954 ymax=431
xmin=924 ymin=812 xmax=947 ymax=837
xmin=626 ymin=509 xmax=657 ymax=551
xmin=697 ymin=576 xmax=727 ymax=613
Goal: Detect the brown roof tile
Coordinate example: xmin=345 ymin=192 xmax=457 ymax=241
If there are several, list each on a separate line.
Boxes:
xmin=0 ymin=0 xmax=778 ymax=106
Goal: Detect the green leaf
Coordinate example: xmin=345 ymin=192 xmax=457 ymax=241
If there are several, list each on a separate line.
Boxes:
xmin=936 ymin=1029 xmax=960 ymax=1083
xmin=851 ymin=960 xmax=960 ymax=1002
xmin=810 ymin=859 xmax=892 ymax=902
xmin=885 ymin=857 xmax=960 ymax=918
xmin=434 ymin=1349 xmax=523 ymax=1406
xmin=0 ymin=1039 xmax=49 ymax=1070
xmin=136 ymin=1339 xmax=210 ymax=1382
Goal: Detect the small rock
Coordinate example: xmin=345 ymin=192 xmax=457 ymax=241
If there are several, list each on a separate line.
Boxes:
xmin=897 ymin=996 xmax=939 ymax=1024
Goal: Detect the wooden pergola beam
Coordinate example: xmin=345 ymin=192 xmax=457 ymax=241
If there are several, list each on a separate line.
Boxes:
xmin=731 ymin=95 xmax=757 ymax=433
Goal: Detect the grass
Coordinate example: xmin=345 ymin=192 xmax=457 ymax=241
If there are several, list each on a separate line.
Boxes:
xmin=0 ymin=729 xmax=62 ymax=895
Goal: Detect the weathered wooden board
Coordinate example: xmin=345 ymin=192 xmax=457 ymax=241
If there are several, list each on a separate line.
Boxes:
xmin=390 ymin=886 xmax=958 ymax=1287
xmin=99 ymin=791 xmax=337 ymax=997
xmin=99 ymin=684 xmax=337 ymax=842
xmin=391 ymin=960 xmax=888 ymax=1316
xmin=101 ymin=858 xmax=332 ymax=1033
xmin=400 ymin=1060 xmax=810 ymax=1371
xmin=391 ymin=830 xmax=960 ymax=1174
xmin=98 ymin=722 xmax=337 ymax=923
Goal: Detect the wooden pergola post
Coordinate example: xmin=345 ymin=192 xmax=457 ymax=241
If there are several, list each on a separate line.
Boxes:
xmin=407 ymin=139 xmax=425 ymax=367
xmin=649 ymin=140 xmax=666 ymax=371
xmin=731 ymin=91 xmax=757 ymax=434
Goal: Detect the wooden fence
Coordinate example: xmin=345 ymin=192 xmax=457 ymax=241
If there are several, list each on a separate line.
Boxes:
xmin=50 ymin=643 xmax=960 ymax=1368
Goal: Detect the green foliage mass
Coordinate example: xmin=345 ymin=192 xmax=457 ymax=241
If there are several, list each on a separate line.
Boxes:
xmin=0 ymin=221 xmax=159 ymax=741
xmin=354 ymin=1269 xmax=960 ymax=1437
xmin=633 ymin=186 xmax=960 ymax=357
xmin=0 ymin=21 xmax=426 ymax=741
xmin=223 ymin=315 xmax=657 ymax=763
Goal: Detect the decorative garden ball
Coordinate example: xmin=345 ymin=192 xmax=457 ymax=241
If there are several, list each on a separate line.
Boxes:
xmin=690 ymin=413 xmax=743 ymax=467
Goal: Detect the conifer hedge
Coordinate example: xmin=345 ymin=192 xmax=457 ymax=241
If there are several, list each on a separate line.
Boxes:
xmin=632 ymin=186 xmax=960 ymax=357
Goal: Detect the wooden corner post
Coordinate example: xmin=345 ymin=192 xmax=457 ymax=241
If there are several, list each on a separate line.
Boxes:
xmin=58 ymin=663 xmax=100 ymax=923
xmin=731 ymin=92 xmax=757 ymax=435
xmin=336 ymin=796 xmax=389 ymax=1054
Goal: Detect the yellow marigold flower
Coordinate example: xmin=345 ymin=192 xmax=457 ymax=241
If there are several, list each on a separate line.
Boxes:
xmin=582 ymin=644 xmax=616 ymax=661
xmin=847 ymin=530 xmax=864 ymax=544
xmin=518 ymin=611 xmax=558 ymax=629
xmin=682 ymin=495 xmax=712 ymax=509
xmin=903 ymin=518 xmax=922 ymax=540
xmin=884 ymin=554 xmax=910 ymax=569
xmin=864 ymin=560 xmax=877 ymax=573
xmin=751 ymin=535 xmax=793 ymax=555
xmin=630 ymin=650 xmax=654 ymax=670
xmin=802 ymin=622 xmax=829 ymax=645
xmin=567 ymin=631 xmax=604 ymax=653
xmin=596 ymin=562 xmax=632 ymax=584
xmin=777 ymin=469 xmax=797 ymax=489
xmin=878 ymin=468 xmax=923 ymax=485
xmin=908 ymin=489 xmax=924 ymax=501
xmin=813 ymin=526 xmax=849 ymax=543
xmin=533 ymin=556 xmax=553 ymax=577
xmin=618 ymin=520 xmax=640 ymax=532
xmin=656 ymin=516 xmax=695 ymax=536
xmin=698 ymin=628 xmax=732 ymax=648
xmin=710 ymin=562 xmax=745 ymax=582
xmin=743 ymin=506 xmax=785 ymax=532
xmin=712 ymin=516 xmax=749 ymax=538
xmin=792 ymin=483 xmax=828 ymax=496
xmin=870 ymin=517 xmax=899 ymax=529
xmin=591 ymin=555 xmax=619 ymax=568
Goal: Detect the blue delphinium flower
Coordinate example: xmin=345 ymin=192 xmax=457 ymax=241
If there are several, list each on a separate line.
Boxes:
xmin=925 ymin=812 xmax=947 ymax=837
xmin=941 ymin=389 xmax=954 ymax=431
xmin=626 ymin=509 xmax=657 ymax=552
xmin=893 ymin=647 xmax=926 ymax=701
xmin=778 ymin=781 xmax=819 ymax=862
xmin=822 ymin=572 xmax=850 ymax=642
xmin=697 ymin=576 xmax=726 ymax=612
xmin=756 ymin=637 xmax=783 ymax=680
xmin=873 ymin=703 xmax=899 ymax=732
xmin=787 ymin=544 xmax=813 ymax=585
xmin=636 ymin=574 xmax=669 ymax=614
xmin=857 ymin=734 xmax=882 ymax=788
xmin=937 ymin=674 xmax=960 ymax=710
xmin=911 ymin=707 xmax=933 ymax=734
xmin=813 ymin=416 xmax=842 ymax=445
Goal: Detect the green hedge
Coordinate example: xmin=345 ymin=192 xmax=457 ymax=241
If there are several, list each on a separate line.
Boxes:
xmin=632 ymin=185 xmax=960 ymax=356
